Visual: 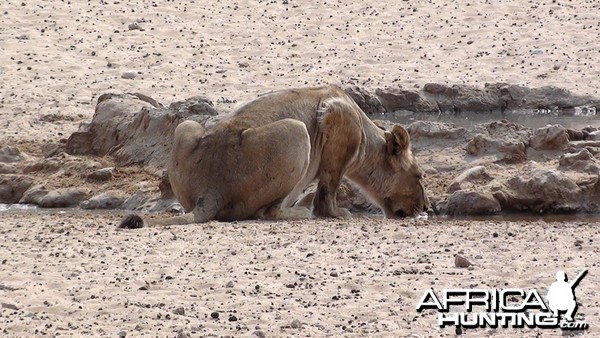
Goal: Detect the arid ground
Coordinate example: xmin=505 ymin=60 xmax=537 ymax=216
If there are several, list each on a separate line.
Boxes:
xmin=1 ymin=0 xmax=599 ymax=337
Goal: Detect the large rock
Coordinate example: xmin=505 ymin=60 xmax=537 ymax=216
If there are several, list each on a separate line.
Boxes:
xmin=375 ymin=88 xmax=438 ymax=112
xmin=558 ymin=149 xmax=600 ymax=174
xmin=448 ymin=166 xmax=494 ymax=193
xmin=466 ymin=134 xmax=527 ymax=163
xmin=65 ymin=93 xmax=219 ymax=168
xmin=344 ymin=86 xmax=385 ymax=115
xmin=38 ymin=188 xmax=90 ymax=208
xmin=446 ymin=190 xmax=501 ymax=216
xmin=19 ymin=184 xmax=49 ymax=205
xmin=0 ymin=147 xmax=28 ymax=163
xmin=350 ymin=83 xmax=599 ymax=114
xmin=81 ymin=191 xmax=127 ymax=209
xmin=493 ymin=169 xmax=583 ymax=213
xmin=0 ymin=175 xmax=33 ymax=203
xmin=529 ymin=125 xmax=569 ymax=151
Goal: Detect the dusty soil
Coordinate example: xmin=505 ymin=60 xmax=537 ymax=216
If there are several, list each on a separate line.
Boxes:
xmin=1 ymin=0 xmax=599 ymax=336
xmin=0 ymin=211 xmax=598 ymax=337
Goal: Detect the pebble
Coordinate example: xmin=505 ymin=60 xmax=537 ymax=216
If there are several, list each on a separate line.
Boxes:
xmin=117 ymin=330 xmax=127 ymax=337
xmin=175 ymin=330 xmax=189 ymax=338
xmin=128 ymin=22 xmax=144 ymax=31
xmin=173 ymin=306 xmax=185 ymax=315
xmin=121 ymin=70 xmax=138 ymax=79
xmin=228 ymin=315 xmax=238 ymax=322
xmin=225 ymin=280 xmax=234 ymax=288
xmin=290 ymin=319 xmax=302 ymax=329
xmin=454 ymin=254 xmax=472 ymax=268
xmin=330 ymin=271 xmax=339 ymax=277
xmin=210 ymin=311 xmax=219 ymax=319
xmin=251 ymin=330 xmax=266 ymax=338
xmin=87 ymin=167 xmax=115 ymax=181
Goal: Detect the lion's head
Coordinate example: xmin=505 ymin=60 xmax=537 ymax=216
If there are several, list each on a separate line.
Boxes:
xmin=351 ymin=123 xmax=430 ymax=218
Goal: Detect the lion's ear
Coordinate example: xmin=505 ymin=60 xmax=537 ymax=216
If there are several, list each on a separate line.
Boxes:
xmin=385 ymin=124 xmax=411 ymax=156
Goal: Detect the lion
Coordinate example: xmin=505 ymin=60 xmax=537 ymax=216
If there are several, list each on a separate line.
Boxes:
xmin=119 ymin=85 xmax=429 ymax=228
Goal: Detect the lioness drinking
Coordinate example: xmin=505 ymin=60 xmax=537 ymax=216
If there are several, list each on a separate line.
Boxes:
xmin=120 ymin=85 xmax=429 ymax=228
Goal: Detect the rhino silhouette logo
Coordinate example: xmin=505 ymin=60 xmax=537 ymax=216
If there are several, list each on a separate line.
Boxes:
xmin=546 ymin=269 xmax=587 ymax=322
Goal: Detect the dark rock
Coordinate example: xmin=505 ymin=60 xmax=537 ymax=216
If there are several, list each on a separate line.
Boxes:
xmin=118 ymin=214 xmax=145 ymax=229
xmin=0 ymin=174 xmax=33 ymax=203
xmin=210 ymin=311 xmax=219 ymax=319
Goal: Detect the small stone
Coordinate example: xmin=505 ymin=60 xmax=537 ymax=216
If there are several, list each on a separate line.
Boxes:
xmin=228 ymin=315 xmax=238 ymax=322
xmin=1 ymin=303 xmax=19 ymax=310
xmin=330 ymin=271 xmax=338 ymax=277
xmin=175 ymin=329 xmax=189 ymax=338
xmin=454 ymin=254 xmax=472 ymax=268
xmin=118 ymin=330 xmax=127 ymax=337
xmin=290 ymin=319 xmax=302 ymax=329
xmin=87 ymin=167 xmax=115 ymax=181
xmin=492 ymin=232 xmax=498 ymax=238
xmin=121 ymin=70 xmax=138 ymax=79
xmin=225 ymin=280 xmax=234 ymax=288
xmin=251 ymin=330 xmax=266 ymax=338
xmin=128 ymin=22 xmax=144 ymax=31
xmin=210 ymin=311 xmax=219 ymax=319
xmin=173 ymin=306 xmax=185 ymax=315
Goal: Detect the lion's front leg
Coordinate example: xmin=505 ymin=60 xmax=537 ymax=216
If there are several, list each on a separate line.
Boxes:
xmin=313 ymin=97 xmax=362 ymax=218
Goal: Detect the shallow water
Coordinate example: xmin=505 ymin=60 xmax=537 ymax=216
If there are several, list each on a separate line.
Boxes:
xmin=381 ymin=106 xmax=599 ymax=130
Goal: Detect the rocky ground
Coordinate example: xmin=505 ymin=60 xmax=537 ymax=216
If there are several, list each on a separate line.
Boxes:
xmin=1 ymin=0 xmax=600 ymax=336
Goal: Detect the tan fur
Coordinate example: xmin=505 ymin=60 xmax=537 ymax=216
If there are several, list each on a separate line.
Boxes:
xmin=120 ymin=85 xmax=429 ymax=228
